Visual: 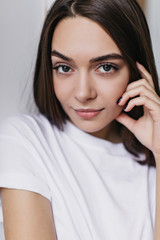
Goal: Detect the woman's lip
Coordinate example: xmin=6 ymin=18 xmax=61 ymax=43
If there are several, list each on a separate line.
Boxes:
xmin=75 ymin=108 xmax=104 ymax=119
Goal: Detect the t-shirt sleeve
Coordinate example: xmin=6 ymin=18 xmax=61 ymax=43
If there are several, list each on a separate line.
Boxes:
xmin=0 ymin=115 xmax=52 ymax=222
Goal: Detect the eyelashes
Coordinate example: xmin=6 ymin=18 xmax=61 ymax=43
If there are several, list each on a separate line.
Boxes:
xmin=53 ymin=64 xmax=71 ymax=73
xmin=95 ymin=63 xmax=119 ymax=74
xmin=52 ymin=62 xmax=119 ymax=75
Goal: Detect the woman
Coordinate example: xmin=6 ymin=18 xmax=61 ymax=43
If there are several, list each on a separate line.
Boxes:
xmin=0 ymin=0 xmax=160 ymax=239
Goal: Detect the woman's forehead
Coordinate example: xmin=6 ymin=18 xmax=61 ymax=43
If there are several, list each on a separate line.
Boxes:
xmin=51 ymin=16 xmax=121 ymax=59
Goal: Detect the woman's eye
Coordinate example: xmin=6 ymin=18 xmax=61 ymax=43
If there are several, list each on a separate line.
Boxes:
xmin=97 ymin=64 xmax=118 ymax=74
xmin=53 ymin=65 xmax=72 ymax=73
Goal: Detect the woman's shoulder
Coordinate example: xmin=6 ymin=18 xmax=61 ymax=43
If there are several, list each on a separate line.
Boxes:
xmin=0 ymin=113 xmax=54 ymax=202
xmin=0 ymin=112 xmax=50 ymax=128
xmin=0 ymin=113 xmax=55 ymax=139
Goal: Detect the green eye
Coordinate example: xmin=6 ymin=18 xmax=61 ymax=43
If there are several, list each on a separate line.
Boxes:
xmin=97 ymin=63 xmax=118 ymax=74
xmin=60 ymin=66 xmax=71 ymax=73
xmin=99 ymin=64 xmax=113 ymax=73
xmin=53 ymin=64 xmax=71 ymax=73
xmin=103 ymin=65 xmax=112 ymax=71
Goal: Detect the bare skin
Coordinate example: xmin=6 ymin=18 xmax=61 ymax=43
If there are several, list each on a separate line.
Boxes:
xmin=1 ymin=189 xmax=57 ymax=240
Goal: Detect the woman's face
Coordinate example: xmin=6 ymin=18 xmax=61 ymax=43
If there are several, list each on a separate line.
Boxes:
xmin=51 ymin=17 xmax=130 ymax=139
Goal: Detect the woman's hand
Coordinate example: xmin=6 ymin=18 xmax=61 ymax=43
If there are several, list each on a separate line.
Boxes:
xmin=116 ymin=62 xmax=160 ymax=158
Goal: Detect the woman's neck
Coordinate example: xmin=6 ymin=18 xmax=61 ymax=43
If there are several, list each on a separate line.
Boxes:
xmin=88 ymin=121 xmax=122 ymax=143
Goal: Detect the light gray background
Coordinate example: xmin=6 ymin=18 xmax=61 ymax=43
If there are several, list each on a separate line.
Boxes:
xmin=0 ymin=0 xmax=54 ymax=123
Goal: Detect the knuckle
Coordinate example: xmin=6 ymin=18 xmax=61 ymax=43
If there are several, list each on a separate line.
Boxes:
xmin=141 ymin=95 xmax=147 ymax=101
xmin=122 ymin=92 xmax=129 ymax=99
xmin=141 ymin=78 xmax=148 ymax=84
xmin=139 ymin=85 xmax=146 ymax=93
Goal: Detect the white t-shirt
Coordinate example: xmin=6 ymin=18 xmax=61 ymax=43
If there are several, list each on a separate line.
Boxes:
xmin=0 ymin=114 xmax=156 ymax=240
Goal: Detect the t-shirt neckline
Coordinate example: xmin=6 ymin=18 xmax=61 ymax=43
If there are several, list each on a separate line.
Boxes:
xmin=63 ymin=120 xmax=127 ymax=156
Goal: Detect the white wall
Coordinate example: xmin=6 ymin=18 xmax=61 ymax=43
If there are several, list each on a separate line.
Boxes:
xmin=0 ymin=0 xmax=48 ymax=122
xmin=146 ymin=0 xmax=160 ymax=77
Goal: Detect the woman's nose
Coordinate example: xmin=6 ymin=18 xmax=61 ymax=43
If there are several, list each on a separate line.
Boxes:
xmin=74 ymin=73 xmax=97 ymax=102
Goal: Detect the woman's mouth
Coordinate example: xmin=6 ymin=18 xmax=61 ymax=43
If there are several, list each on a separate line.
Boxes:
xmin=75 ymin=108 xmax=104 ymax=119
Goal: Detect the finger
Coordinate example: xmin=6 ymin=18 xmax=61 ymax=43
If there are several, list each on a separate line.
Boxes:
xmin=126 ymin=78 xmax=154 ymax=93
xmin=116 ymin=113 xmax=136 ymax=132
xmin=124 ymin=96 xmax=160 ymax=122
xmin=118 ymin=85 xmax=160 ymax=107
xmin=136 ymin=62 xmax=154 ymax=88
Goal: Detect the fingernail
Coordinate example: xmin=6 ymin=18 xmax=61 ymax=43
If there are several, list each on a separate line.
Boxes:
xmin=117 ymin=97 xmax=122 ymax=104
xmin=136 ymin=62 xmax=142 ymax=68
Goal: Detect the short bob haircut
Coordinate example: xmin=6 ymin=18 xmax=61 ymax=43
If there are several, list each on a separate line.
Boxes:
xmin=33 ymin=0 xmax=160 ymax=166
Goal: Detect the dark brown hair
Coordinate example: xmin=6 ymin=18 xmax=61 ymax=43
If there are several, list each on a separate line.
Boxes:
xmin=33 ymin=0 xmax=160 ymax=166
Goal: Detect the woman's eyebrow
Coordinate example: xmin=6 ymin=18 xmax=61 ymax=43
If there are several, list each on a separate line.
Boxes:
xmin=51 ymin=50 xmax=124 ymax=63
xmin=90 ymin=53 xmax=124 ymax=63
xmin=51 ymin=50 xmax=72 ymax=62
